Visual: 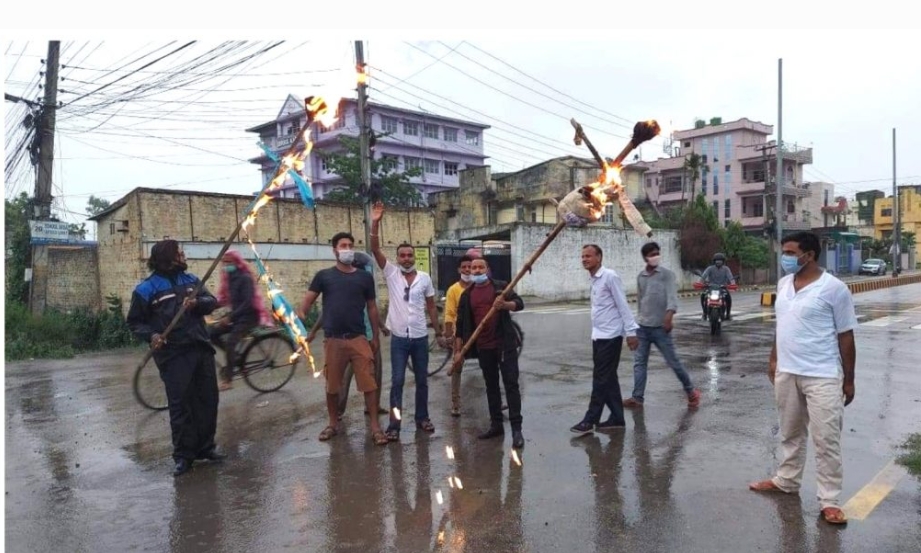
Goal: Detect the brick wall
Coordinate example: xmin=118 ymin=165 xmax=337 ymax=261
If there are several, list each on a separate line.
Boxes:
xmin=45 ymin=246 xmax=101 ymax=312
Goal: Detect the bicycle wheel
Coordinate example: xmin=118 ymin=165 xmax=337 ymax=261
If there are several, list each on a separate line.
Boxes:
xmin=240 ymin=333 xmax=299 ymax=393
xmin=133 ymin=360 xmax=168 ymax=411
xmin=427 ymin=337 xmax=453 ymax=377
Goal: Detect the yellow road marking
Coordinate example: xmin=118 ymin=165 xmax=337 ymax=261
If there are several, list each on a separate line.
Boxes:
xmin=842 ymin=459 xmax=908 ymax=521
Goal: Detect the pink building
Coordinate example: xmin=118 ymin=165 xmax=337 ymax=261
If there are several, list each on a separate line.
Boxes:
xmin=632 ymin=117 xmax=814 ymax=234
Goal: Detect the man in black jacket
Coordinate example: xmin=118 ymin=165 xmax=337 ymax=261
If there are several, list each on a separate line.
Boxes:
xmin=453 ymin=257 xmax=526 ymax=449
xmin=127 ymin=240 xmax=223 ymax=477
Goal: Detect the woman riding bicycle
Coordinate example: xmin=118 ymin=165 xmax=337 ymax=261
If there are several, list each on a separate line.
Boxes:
xmin=210 ymin=250 xmax=272 ymax=391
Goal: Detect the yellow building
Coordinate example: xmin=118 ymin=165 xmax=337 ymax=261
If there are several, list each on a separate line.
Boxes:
xmin=874 ymin=185 xmax=921 ymax=259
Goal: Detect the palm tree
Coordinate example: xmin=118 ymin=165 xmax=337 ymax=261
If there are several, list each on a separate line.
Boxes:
xmin=683 ymin=153 xmax=707 ymax=202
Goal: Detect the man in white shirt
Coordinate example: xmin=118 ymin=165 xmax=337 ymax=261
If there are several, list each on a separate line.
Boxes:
xmin=570 ymin=244 xmax=639 ymax=436
xmin=371 ymin=202 xmax=443 ymax=441
xmin=749 ymin=231 xmax=857 ymax=526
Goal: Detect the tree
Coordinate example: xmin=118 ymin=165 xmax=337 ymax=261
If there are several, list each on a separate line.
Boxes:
xmin=86 ymin=195 xmax=111 ymax=217
xmin=721 ymin=221 xmax=770 ymax=269
xmin=678 ymin=194 xmax=723 ymax=271
xmin=320 ymin=136 xmax=423 ymax=206
xmin=5 ymin=193 xmax=32 ymax=303
xmin=683 ymin=153 xmax=707 ymax=201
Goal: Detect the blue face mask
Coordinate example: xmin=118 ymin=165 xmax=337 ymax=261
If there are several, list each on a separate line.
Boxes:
xmin=781 ymin=254 xmax=805 ymax=274
xmin=223 ymin=264 xmax=237 ymax=273
xmin=471 ymin=273 xmax=488 ymax=285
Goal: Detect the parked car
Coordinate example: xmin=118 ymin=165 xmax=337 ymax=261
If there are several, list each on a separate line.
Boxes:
xmin=859 ymin=258 xmax=887 ymax=276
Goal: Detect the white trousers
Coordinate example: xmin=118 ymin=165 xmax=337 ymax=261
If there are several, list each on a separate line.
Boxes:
xmin=770 ymin=371 xmax=844 ymax=509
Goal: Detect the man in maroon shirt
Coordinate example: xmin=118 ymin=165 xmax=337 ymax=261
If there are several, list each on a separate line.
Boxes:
xmin=454 ymin=258 xmax=526 ymax=449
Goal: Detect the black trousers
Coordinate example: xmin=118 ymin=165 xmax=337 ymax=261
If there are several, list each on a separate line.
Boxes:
xmin=477 ymin=348 xmax=523 ymax=430
xmin=155 ymin=344 xmax=219 ymax=462
xmin=582 ymin=337 xmax=625 ymax=426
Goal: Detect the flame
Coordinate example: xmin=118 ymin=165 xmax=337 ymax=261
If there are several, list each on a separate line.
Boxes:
xmin=307 ymin=96 xmax=339 ymax=129
xmin=511 ymin=449 xmax=522 ymax=466
xmin=436 ymin=490 xmax=444 ymax=505
xmin=445 ymin=446 xmax=455 ymax=460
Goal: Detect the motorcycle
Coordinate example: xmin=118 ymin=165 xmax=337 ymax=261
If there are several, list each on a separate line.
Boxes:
xmin=693 ymin=281 xmax=738 ymax=336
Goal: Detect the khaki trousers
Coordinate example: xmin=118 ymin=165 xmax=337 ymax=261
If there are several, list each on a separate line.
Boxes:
xmin=770 ymin=371 xmax=845 ymax=508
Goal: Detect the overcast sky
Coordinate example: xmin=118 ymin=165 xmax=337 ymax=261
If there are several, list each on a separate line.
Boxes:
xmin=4 ymin=27 xmax=919 ymax=231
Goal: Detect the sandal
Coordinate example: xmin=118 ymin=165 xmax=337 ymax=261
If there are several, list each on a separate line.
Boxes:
xmin=416 ymin=419 xmax=435 ymax=432
xmin=385 ymin=428 xmax=400 ymax=442
xmin=748 ymin=479 xmax=793 ymax=493
xmin=318 ymin=426 xmax=339 ymax=441
xmin=821 ymin=507 xmax=848 ymax=525
xmin=372 ymin=430 xmax=389 ymax=446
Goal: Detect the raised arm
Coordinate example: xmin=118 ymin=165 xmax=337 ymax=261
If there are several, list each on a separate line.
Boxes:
xmin=370 ymin=201 xmax=387 ymax=270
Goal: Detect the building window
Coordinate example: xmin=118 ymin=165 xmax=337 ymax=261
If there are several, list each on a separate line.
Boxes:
xmin=701 ymin=138 xmax=708 ymax=158
xmin=444 ymin=162 xmax=458 ymax=176
xmin=725 ymin=169 xmax=731 ymax=185
xmin=881 ymin=208 xmax=893 ymax=217
xmin=712 ymin=201 xmax=719 ymax=218
xmin=724 ymin=134 xmax=733 ymax=160
xmin=465 ymin=130 xmax=480 ymax=145
xmin=724 ymin=199 xmax=731 ymax=219
xmin=424 ymin=158 xmax=440 ymax=174
xmin=444 ymin=127 xmax=458 ymax=142
xmin=754 ymin=201 xmax=764 ymax=217
xmin=404 ymin=156 xmax=421 ymax=171
xmin=702 ymin=175 xmax=707 ymax=196
xmin=713 ymin=174 xmax=719 ymax=195
xmin=403 ymin=121 xmax=419 ymax=136
xmin=663 ymin=175 xmax=683 ymax=194
xmin=321 ymin=157 xmax=329 ymax=172
xmin=423 ymin=123 xmax=439 ymax=139
xmin=381 ymin=116 xmax=398 ymax=134
xmin=787 ymin=200 xmax=795 ymax=214
xmin=684 ymin=141 xmax=691 ymax=148
xmin=382 ymin=155 xmax=399 ymax=172
xmin=645 ymin=177 xmax=653 ymax=187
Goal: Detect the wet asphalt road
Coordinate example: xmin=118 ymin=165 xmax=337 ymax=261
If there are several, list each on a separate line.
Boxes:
xmin=6 ymin=283 xmax=921 ymax=553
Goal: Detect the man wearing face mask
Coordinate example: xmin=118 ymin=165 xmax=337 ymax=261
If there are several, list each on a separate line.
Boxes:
xmin=623 ymin=242 xmax=701 ymax=410
xmin=749 ymin=231 xmax=857 ymax=526
xmin=699 ymin=252 xmax=735 ymax=320
xmin=298 ymin=232 xmax=387 ymax=446
xmin=370 ymin=201 xmax=443 ymax=441
xmin=443 ymin=255 xmax=474 ymax=417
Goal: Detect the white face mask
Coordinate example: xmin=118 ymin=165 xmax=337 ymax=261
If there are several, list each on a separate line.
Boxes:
xmin=337 ymin=249 xmax=355 ymax=265
xmin=460 ymin=274 xmax=473 ymax=283
xmin=400 ymin=264 xmax=416 ymax=274
xmin=646 ymin=255 xmax=661 ymax=267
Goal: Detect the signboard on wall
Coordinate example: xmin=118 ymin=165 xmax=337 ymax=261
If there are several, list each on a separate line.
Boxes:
xmin=414 ymin=247 xmax=431 ymax=276
xmin=28 ymin=220 xmax=88 ymax=245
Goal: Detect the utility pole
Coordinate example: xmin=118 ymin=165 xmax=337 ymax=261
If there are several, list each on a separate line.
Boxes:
xmin=354 ymin=40 xmax=373 ymax=254
xmin=892 ymin=127 xmax=900 ymax=275
xmin=29 ymin=40 xmax=60 ymax=314
xmin=775 ymin=58 xmax=784 ymax=283
xmin=35 ymin=40 xmax=60 ymax=220
xmin=755 ymin=143 xmax=774 ymax=280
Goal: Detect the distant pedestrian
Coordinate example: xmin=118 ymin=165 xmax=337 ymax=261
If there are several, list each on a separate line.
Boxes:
xmin=623 ymin=242 xmax=701 ymax=409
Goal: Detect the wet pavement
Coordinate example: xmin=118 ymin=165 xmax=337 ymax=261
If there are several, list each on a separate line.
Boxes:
xmin=6 ymin=283 xmax=921 ymax=553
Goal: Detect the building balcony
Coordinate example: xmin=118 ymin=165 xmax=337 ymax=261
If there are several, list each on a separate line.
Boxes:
xmin=781 ymin=184 xmax=811 ymax=198
xmin=735 ymin=180 xmax=766 ymax=195
xmin=782 ymin=145 xmax=813 ymax=165
xmin=656 ymin=190 xmax=687 ymax=203
xmin=781 ymin=214 xmax=811 ymax=231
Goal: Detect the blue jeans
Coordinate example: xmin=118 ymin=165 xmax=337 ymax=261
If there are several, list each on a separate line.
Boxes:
xmin=389 ymin=335 xmax=430 ymax=430
xmin=631 ymin=325 xmax=693 ymax=402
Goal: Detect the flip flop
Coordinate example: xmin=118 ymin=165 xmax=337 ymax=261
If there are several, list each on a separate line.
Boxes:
xmin=821 ymin=507 xmax=848 ymax=525
xmin=318 ymin=426 xmax=339 ymax=441
xmin=372 ymin=430 xmax=389 ymax=446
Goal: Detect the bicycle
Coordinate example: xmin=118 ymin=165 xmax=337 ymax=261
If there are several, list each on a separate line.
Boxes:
xmin=414 ymin=319 xmax=525 ymax=377
xmin=133 ymin=325 xmax=301 ymax=411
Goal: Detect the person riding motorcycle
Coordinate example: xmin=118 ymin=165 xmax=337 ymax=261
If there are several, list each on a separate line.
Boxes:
xmin=699 ymin=253 xmax=735 ymax=320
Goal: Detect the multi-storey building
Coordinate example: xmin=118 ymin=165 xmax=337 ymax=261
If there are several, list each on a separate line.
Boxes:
xmin=634 ymin=117 xmax=814 ymax=234
xmin=246 ymin=95 xmax=490 ymax=203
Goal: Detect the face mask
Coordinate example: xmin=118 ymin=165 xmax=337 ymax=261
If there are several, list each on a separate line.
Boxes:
xmin=471 ymin=274 xmax=488 ymax=285
xmin=400 ymin=264 xmax=416 ymax=274
xmin=646 ymin=255 xmax=661 ymax=267
xmin=337 ymin=250 xmax=355 ymax=265
xmin=714 ymin=260 xmax=723 ymax=267
xmin=460 ymin=274 xmax=473 ymax=283
xmin=223 ymin=265 xmax=236 ymax=273
xmin=781 ymin=253 xmax=806 ymax=274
